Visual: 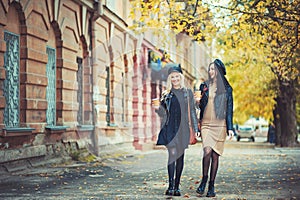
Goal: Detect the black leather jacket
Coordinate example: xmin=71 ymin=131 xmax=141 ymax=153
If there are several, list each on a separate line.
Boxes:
xmin=199 ymin=82 xmax=233 ymax=133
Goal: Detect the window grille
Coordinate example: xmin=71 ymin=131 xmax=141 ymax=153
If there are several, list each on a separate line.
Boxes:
xmin=3 ymin=31 xmax=20 ymax=128
xmin=105 ymin=66 xmax=110 ymax=125
xmin=77 ymin=57 xmax=83 ymax=124
xmin=46 ymin=47 xmax=56 ymax=126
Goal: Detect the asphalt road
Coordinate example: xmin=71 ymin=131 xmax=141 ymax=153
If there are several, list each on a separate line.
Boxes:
xmin=0 ymin=139 xmax=299 ymax=200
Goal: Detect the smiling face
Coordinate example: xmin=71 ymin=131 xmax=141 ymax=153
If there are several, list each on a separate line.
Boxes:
xmin=169 ymin=71 xmax=182 ymax=89
xmin=209 ymin=63 xmax=217 ymax=80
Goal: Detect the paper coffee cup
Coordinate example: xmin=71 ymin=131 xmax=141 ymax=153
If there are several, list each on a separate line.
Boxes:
xmin=195 ymin=91 xmax=201 ymax=100
xmin=152 ymin=98 xmax=160 ymax=106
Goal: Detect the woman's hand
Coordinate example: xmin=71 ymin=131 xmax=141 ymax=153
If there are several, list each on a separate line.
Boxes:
xmin=227 ymin=130 xmax=234 ymax=140
xmin=194 ymin=91 xmax=201 ymax=103
xmin=152 ymin=98 xmax=160 ymax=110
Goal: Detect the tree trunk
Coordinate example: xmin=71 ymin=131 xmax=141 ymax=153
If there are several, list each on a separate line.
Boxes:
xmin=277 ymin=82 xmax=298 ymax=147
xmin=273 ymin=101 xmax=281 ymax=146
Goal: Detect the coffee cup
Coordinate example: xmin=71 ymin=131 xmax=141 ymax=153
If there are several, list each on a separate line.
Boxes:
xmin=152 ymin=98 xmax=160 ymax=107
xmin=195 ymin=91 xmax=201 ymax=100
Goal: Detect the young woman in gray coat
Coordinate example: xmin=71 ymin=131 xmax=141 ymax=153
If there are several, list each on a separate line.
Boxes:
xmin=155 ymin=65 xmax=199 ymax=196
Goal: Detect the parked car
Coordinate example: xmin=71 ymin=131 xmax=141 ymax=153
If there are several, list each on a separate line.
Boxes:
xmin=236 ymin=125 xmax=255 ymax=142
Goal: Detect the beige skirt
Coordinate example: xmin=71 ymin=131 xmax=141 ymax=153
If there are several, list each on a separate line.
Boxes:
xmin=201 ymin=122 xmax=226 ymax=155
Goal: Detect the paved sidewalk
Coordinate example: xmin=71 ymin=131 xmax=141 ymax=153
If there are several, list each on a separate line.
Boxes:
xmin=0 ymin=141 xmax=299 ymax=200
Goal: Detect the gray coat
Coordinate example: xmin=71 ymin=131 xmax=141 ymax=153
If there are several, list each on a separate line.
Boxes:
xmin=156 ymin=88 xmax=199 ymax=148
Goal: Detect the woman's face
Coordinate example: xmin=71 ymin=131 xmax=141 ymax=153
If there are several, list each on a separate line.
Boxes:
xmin=170 ymin=72 xmax=181 ymax=89
xmin=209 ymin=64 xmax=217 ymax=80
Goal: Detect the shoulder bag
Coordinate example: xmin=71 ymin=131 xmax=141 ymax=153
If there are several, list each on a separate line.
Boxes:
xmin=187 ymin=91 xmax=197 ymax=145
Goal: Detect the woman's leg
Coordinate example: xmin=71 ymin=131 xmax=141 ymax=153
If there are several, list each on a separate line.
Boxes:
xmin=196 ymin=146 xmax=212 ymax=194
xmin=206 ymin=150 xmax=219 ymax=197
xmin=209 ymin=150 xmax=219 ymax=182
xmin=166 ymin=147 xmax=176 ymax=195
xmin=202 ymin=146 xmax=213 ymax=177
xmin=174 ymin=152 xmax=184 ymax=196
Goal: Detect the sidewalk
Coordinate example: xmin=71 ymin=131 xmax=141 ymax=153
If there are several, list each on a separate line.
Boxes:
xmin=0 ymin=140 xmax=299 ymax=200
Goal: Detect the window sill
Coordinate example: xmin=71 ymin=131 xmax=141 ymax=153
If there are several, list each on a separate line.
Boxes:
xmin=77 ymin=125 xmax=94 ymax=131
xmin=0 ymin=127 xmax=35 ymax=137
xmin=102 ymin=125 xmax=131 ymax=130
xmin=45 ymin=125 xmax=69 ymax=134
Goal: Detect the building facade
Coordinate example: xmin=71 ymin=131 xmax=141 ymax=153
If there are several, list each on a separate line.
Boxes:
xmin=0 ymin=0 xmax=210 ymax=167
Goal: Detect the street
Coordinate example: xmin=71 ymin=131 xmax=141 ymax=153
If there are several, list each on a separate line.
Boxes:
xmin=0 ymin=139 xmax=299 ymax=200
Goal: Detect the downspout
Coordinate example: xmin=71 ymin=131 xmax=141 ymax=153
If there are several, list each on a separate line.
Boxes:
xmin=89 ymin=0 xmax=102 ymax=156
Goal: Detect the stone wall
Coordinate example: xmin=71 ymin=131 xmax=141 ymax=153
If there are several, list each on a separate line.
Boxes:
xmin=0 ymin=0 xmax=150 ymax=166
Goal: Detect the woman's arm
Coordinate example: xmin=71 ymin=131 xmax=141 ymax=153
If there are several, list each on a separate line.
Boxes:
xmin=189 ymin=89 xmax=200 ymax=132
xmin=155 ymin=96 xmax=168 ymax=126
xmin=226 ymin=86 xmax=234 ymax=131
xmin=199 ymin=82 xmax=208 ymax=121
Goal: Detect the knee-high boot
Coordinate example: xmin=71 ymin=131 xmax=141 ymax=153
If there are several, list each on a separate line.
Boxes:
xmin=206 ymin=181 xmax=216 ymax=197
xmin=173 ymin=177 xmax=181 ymax=196
xmin=196 ymin=175 xmax=208 ymax=195
xmin=165 ymin=178 xmax=174 ymax=196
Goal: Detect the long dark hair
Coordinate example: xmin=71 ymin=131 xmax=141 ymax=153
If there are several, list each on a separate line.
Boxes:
xmin=208 ymin=62 xmax=231 ymax=94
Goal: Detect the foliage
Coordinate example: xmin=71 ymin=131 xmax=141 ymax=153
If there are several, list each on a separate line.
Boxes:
xmin=129 ymin=0 xmax=217 ymax=45
xmin=215 ymin=13 xmax=277 ymax=124
xmin=213 ymin=0 xmax=300 ymax=125
xmin=129 ymin=0 xmax=300 ymax=140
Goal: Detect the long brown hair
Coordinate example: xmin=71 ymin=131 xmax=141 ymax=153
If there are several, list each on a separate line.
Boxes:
xmin=208 ymin=62 xmax=229 ymax=94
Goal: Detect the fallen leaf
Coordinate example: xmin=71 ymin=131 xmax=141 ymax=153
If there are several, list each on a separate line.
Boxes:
xmin=183 ymin=193 xmax=190 ymax=198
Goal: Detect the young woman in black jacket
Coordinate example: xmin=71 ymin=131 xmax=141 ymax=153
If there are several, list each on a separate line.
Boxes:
xmin=196 ymin=59 xmax=234 ymax=197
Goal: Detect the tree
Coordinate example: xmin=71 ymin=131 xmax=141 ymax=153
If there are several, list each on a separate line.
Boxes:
xmin=129 ymin=0 xmax=217 ymax=44
xmin=214 ymin=0 xmax=299 ymax=146
xmin=129 ymin=0 xmax=300 ymax=147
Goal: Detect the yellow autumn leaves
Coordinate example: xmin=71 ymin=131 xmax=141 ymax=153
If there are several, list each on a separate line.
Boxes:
xmin=129 ymin=0 xmax=299 ymax=126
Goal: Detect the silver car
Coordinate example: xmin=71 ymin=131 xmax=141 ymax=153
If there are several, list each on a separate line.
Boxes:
xmin=236 ymin=125 xmax=255 ymax=142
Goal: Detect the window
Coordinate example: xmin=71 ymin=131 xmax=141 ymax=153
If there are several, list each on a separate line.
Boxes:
xmin=105 ymin=66 xmax=111 ymax=125
xmin=77 ymin=57 xmax=83 ymax=124
xmin=3 ymin=31 xmax=20 ymax=128
xmin=106 ymin=1 xmax=117 ymax=14
xmin=46 ymin=46 xmax=56 ymax=126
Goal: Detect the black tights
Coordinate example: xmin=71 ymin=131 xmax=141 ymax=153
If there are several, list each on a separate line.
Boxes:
xmin=202 ymin=146 xmax=219 ymax=182
xmin=167 ymin=147 xmax=184 ymax=187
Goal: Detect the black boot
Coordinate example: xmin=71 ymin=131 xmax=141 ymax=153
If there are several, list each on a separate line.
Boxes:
xmin=173 ymin=180 xmax=181 ymax=196
xmin=165 ymin=179 xmax=174 ymax=196
xmin=206 ymin=181 xmax=216 ymax=197
xmin=196 ymin=175 xmax=208 ymax=195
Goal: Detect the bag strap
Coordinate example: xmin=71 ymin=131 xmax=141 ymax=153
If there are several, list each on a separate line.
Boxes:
xmin=187 ymin=90 xmax=192 ymax=129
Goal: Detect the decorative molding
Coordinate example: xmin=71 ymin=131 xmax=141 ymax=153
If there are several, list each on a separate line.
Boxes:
xmin=1 ymin=127 xmax=35 ymax=137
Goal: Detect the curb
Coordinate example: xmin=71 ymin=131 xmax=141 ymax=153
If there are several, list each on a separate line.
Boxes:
xmin=224 ymin=141 xmax=275 ymax=149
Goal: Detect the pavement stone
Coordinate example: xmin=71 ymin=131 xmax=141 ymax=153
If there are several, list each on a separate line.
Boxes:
xmin=0 ymin=139 xmax=299 ymax=200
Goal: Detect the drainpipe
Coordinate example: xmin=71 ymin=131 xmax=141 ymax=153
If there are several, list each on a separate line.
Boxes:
xmin=89 ymin=0 xmax=102 ymax=156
